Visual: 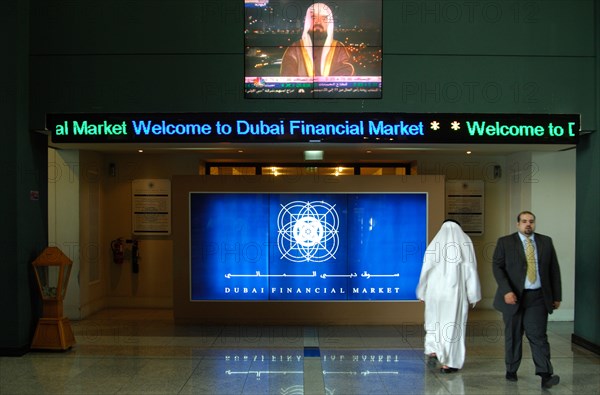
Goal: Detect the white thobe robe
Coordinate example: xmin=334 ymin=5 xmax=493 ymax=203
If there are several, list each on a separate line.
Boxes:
xmin=416 ymin=221 xmax=481 ymax=369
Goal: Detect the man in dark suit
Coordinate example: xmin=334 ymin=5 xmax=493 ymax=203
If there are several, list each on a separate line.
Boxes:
xmin=492 ymin=211 xmax=562 ymax=389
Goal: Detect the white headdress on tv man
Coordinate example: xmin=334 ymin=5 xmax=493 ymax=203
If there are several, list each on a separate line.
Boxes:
xmin=301 ymin=3 xmax=335 ymax=76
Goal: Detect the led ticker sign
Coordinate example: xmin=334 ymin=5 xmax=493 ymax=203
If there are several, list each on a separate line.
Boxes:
xmin=189 ymin=192 xmax=427 ymax=301
xmin=47 ymin=112 xmax=580 ymax=145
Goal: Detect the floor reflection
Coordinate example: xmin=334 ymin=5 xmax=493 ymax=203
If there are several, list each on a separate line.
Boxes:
xmin=0 ymin=309 xmax=598 ymax=395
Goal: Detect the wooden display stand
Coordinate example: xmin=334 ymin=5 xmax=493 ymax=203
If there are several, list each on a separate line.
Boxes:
xmin=31 ymin=247 xmax=76 ymax=351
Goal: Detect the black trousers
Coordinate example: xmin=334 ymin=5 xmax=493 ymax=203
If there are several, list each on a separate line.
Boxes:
xmin=502 ymin=289 xmax=553 ymax=375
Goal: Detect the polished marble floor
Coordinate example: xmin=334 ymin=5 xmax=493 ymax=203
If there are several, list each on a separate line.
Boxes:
xmin=1 ymin=309 xmax=598 ymax=394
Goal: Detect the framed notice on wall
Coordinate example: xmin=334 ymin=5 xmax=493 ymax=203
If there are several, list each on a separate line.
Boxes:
xmin=445 ymin=180 xmax=484 ymax=236
xmin=132 ymin=179 xmax=171 ymax=235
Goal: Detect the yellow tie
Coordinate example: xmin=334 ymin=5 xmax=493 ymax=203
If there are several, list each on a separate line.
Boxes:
xmin=525 ymin=237 xmax=536 ymax=283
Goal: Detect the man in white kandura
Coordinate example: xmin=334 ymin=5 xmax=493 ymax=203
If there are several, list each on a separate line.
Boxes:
xmin=416 ymin=220 xmax=482 ymax=373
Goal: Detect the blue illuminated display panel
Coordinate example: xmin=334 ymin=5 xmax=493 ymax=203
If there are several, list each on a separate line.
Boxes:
xmin=190 ymin=193 xmax=426 ymax=301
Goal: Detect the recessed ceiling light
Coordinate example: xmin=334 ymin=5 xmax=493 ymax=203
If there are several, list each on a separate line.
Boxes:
xmin=304 ymin=150 xmax=323 ymax=160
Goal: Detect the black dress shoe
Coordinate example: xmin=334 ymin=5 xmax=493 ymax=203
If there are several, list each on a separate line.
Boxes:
xmin=541 ymin=374 xmax=560 ymax=388
xmin=440 ymin=367 xmax=458 ymax=373
xmin=505 ymin=371 xmax=518 ymax=381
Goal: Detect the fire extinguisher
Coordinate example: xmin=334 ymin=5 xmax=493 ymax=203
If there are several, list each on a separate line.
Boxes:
xmin=131 ymin=239 xmax=139 ymax=273
xmin=111 ymin=238 xmax=125 ymax=264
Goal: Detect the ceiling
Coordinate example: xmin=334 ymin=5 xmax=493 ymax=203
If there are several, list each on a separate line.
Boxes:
xmin=47 ymin=137 xmax=577 ymax=163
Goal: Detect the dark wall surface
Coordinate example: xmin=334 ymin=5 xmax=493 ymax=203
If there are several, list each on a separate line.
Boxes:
xmin=1 ymin=0 xmax=48 ymax=355
xmin=28 ymin=1 xmax=595 ymax=125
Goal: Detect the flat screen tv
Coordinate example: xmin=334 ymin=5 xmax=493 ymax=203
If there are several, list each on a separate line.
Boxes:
xmin=244 ymin=0 xmax=383 ymax=99
xmin=189 ymin=192 xmax=427 ymax=301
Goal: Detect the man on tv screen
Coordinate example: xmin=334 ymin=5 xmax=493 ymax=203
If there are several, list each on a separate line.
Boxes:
xmin=280 ymin=3 xmax=354 ymax=77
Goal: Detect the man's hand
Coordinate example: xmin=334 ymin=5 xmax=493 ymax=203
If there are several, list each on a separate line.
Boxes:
xmin=504 ymin=292 xmax=518 ymax=305
xmin=553 ymin=301 xmax=561 ymax=309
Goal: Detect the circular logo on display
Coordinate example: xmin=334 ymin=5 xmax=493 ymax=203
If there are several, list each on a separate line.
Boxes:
xmin=277 ymin=200 xmax=339 ymax=262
